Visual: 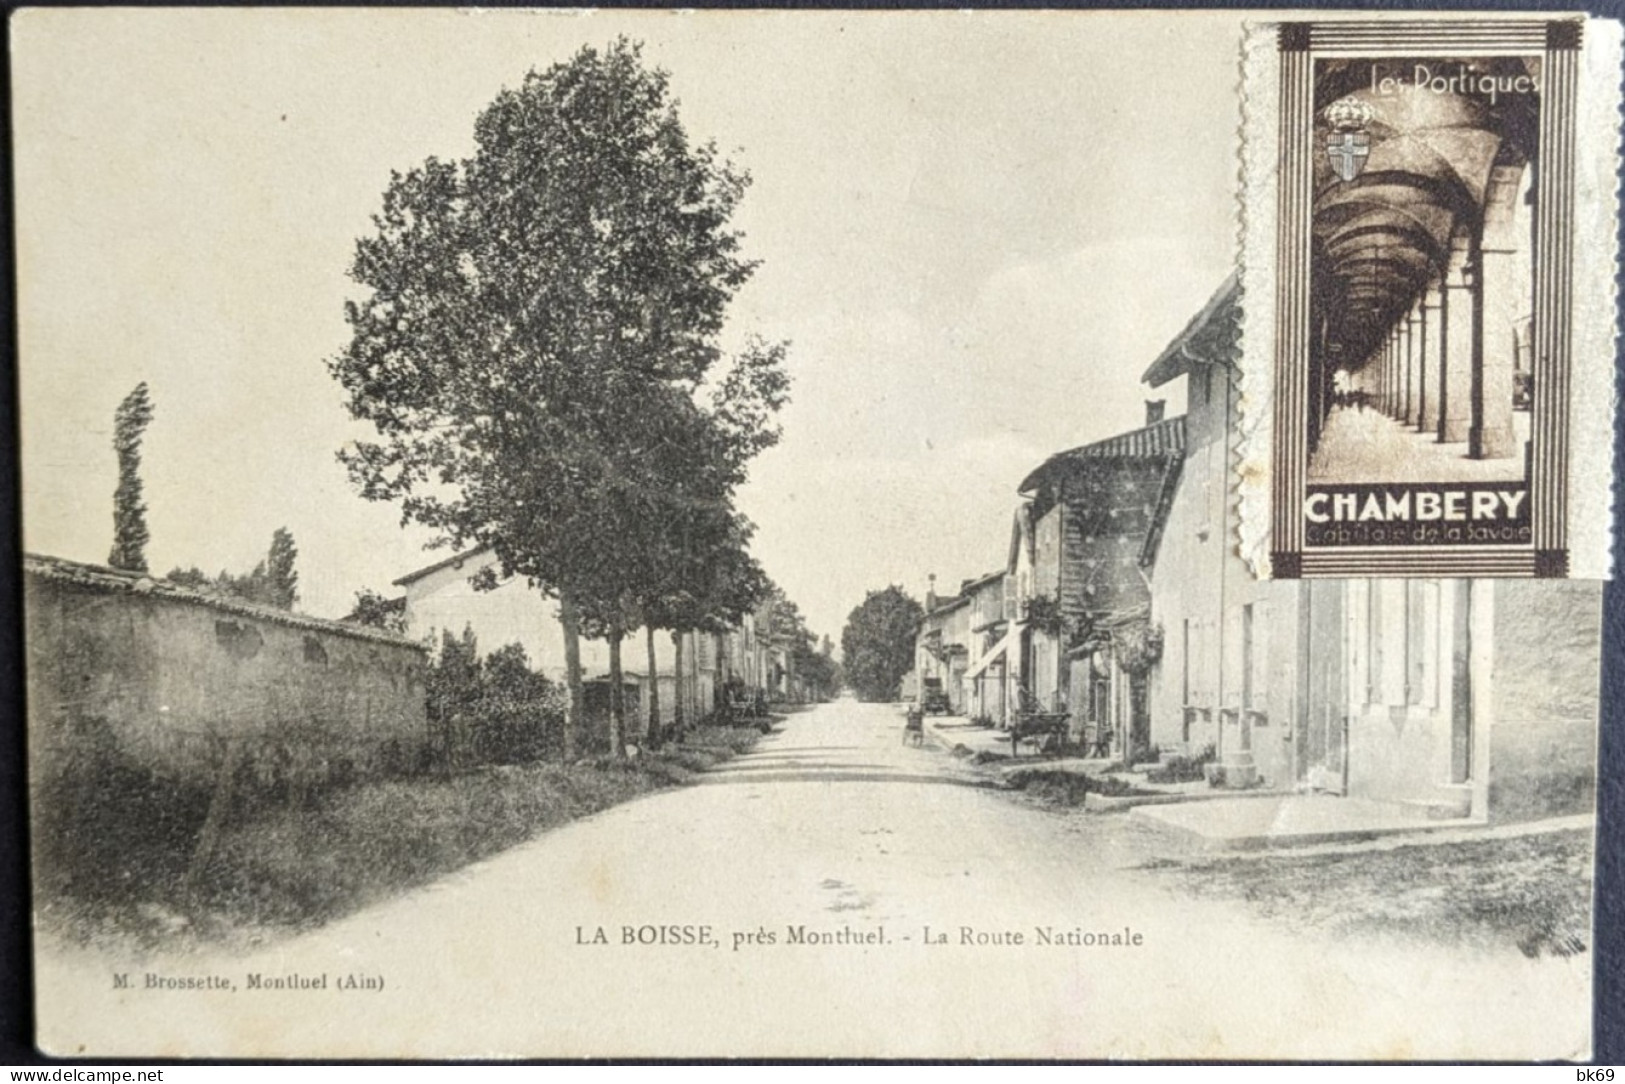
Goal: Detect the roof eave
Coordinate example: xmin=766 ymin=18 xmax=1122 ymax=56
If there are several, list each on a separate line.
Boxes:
xmin=392 ymin=544 xmax=492 ymax=587
xmin=1141 ymin=273 xmax=1241 ymax=388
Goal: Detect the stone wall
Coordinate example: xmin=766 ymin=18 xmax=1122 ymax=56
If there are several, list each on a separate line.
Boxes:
xmin=1487 ymin=579 xmax=1602 ymax=822
xmin=26 ymin=556 xmax=429 ymax=787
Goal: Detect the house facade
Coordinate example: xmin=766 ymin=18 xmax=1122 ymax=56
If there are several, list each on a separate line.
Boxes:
xmin=1141 ymin=279 xmax=1600 ymax=822
xmin=1013 ymin=410 xmax=1185 ymax=753
xmin=914 ymin=584 xmax=971 ymax=714
xmin=393 ymin=547 xmax=778 ymax=727
xmin=962 ymin=570 xmax=1016 ymax=726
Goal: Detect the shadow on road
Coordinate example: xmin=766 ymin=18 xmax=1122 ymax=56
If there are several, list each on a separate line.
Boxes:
xmin=699 ymin=769 xmax=1000 ymax=788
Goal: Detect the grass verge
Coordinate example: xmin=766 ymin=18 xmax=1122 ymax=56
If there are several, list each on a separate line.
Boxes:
xmin=1143 ymin=827 xmax=1594 ymax=957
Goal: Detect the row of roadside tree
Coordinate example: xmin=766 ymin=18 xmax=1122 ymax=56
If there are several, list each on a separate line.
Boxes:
xmin=329 ymin=39 xmax=795 ymax=759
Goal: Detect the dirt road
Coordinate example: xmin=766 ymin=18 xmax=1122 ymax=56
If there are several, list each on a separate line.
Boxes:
xmin=38 ymin=699 xmax=1590 ymax=1059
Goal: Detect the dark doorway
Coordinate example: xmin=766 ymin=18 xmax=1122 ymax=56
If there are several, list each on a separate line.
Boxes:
xmin=1299 ymin=580 xmax=1347 ymax=792
xmin=1128 ymin=672 xmax=1150 ymax=760
xmin=1450 ymin=580 xmax=1473 ymax=783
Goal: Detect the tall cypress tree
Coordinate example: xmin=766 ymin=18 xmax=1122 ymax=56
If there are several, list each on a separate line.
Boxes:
xmin=264 ymin=527 xmax=299 ymax=610
xmin=108 ymin=382 xmax=155 ymax=572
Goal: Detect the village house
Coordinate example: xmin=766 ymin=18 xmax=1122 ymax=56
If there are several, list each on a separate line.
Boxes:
xmin=912 ymin=576 xmax=972 ymax=715
xmin=922 ymin=411 xmax=1182 ymax=749
xmin=1012 ymin=408 xmax=1185 ymax=754
xmin=1140 ymin=277 xmax=1601 ymax=823
xmin=392 ymin=546 xmax=781 ymax=728
xmin=961 ymin=570 xmax=1015 ymax=726
xmin=25 ymin=553 xmax=429 ymax=789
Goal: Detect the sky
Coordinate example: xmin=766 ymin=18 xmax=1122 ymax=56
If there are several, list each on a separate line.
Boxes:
xmin=14 ymin=8 xmax=1240 ymax=643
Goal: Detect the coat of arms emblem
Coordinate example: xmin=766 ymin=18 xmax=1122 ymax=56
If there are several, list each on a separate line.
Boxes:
xmin=1323 ymin=96 xmax=1377 ymax=182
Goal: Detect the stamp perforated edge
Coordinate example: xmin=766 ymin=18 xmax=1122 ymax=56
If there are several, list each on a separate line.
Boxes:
xmin=1236 ymin=22 xmax=1277 ymax=579
xmin=1569 ymin=18 xmax=1622 ymax=579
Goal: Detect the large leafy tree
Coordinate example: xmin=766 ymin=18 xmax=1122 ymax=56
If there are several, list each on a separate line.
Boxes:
xmin=108 ymin=382 xmax=155 ymax=572
xmin=330 ymin=40 xmax=785 ymax=758
xmin=841 ymin=586 xmax=925 ymax=702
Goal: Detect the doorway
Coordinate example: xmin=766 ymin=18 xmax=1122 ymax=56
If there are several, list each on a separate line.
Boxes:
xmin=1299 ymin=579 xmax=1347 ymax=792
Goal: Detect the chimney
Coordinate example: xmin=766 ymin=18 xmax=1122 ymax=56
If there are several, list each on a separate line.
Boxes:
xmin=926 ymin=573 xmax=938 ymax=612
xmin=1145 ymin=399 xmax=1166 ymax=426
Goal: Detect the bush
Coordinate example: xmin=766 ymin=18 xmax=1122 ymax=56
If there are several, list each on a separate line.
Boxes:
xmin=1145 ymin=743 xmax=1217 ymax=784
xmin=1129 ymin=743 xmax=1161 ymax=769
xmin=426 ymin=629 xmax=566 ymax=768
xmin=1003 ymin=766 xmax=1151 ymax=805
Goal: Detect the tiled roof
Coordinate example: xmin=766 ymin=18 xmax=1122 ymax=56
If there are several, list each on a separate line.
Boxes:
xmin=392 ymin=545 xmax=492 ymax=587
xmin=1018 ymin=416 xmax=1187 ymax=495
xmin=25 ymin=553 xmax=427 ymax=650
xmin=959 ymin=569 xmax=1006 ymax=594
xmin=1141 ymin=274 xmax=1241 ymax=389
xmin=917 ymin=592 xmax=971 ymax=630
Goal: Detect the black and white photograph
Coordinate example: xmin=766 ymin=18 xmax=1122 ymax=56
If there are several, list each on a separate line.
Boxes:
xmin=11 ymin=8 xmax=1617 ymax=1061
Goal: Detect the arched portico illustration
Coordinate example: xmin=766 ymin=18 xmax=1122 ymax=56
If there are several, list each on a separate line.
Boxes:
xmin=1306 ymin=60 xmax=1539 ymax=484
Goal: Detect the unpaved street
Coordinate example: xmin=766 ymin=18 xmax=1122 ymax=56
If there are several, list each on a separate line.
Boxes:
xmin=39 ymin=700 xmax=1590 ymax=1059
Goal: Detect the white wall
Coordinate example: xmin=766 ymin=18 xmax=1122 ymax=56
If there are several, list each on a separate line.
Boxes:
xmin=400 ymin=552 xmax=677 ymax=681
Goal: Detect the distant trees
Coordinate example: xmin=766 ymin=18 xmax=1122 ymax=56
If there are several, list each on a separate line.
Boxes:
xmin=331 ymin=39 xmax=787 ymax=759
xmin=795 ymin=636 xmax=842 ymax=703
xmin=758 ymin=585 xmax=841 ymax=702
xmin=841 ymin=586 xmax=925 ymax=702
xmin=165 ymin=527 xmax=301 ymax=611
xmin=108 ymin=383 xmax=155 ymax=572
xmin=102 ymin=381 xmax=304 ymax=615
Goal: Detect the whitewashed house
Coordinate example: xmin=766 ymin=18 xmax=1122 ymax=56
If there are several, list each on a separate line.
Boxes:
xmin=393 ymin=546 xmax=778 ymax=727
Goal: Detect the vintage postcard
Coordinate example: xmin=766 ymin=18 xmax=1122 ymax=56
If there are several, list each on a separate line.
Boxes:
xmin=1238 ymin=16 xmax=1621 ymax=580
xmin=13 ymin=8 xmax=1614 ymax=1061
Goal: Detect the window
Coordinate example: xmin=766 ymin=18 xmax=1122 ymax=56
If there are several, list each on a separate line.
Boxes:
xmin=215 ymin=620 xmax=264 ymax=661
xmin=1405 ymin=580 xmax=1440 ymax=707
xmin=1367 ymin=580 xmax=1437 ymax=709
